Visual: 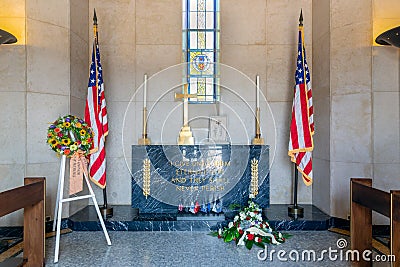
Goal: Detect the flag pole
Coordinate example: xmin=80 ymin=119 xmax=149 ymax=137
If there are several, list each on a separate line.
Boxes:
xmin=93 ymin=9 xmax=113 ymax=218
xmin=288 ymin=10 xmax=305 ymax=219
xmin=288 ymin=163 xmax=303 ymax=218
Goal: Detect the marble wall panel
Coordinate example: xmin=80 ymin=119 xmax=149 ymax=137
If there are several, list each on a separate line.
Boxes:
xmin=313 ymin=97 xmax=330 ymax=161
xmin=266 ymin=44 xmax=296 ymax=102
xmin=188 ymin=104 xmax=219 ymax=129
xmin=312 ymin=158 xmax=330 ymax=215
xmin=220 ymin=0 xmax=266 ymax=45
xmin=331 ymin=0 xmax=371 ymax=30
xmin=220 ymin=45 xmax=266 ymax=103
xmin=373 ymin=163 xmax=400 ymax=192
xmin=372 ymin=47 xmax=399 ymax=92
xmin=267 ymin=101 xmax=291 ymax=166
xmin=71 ymin=0 xmax=89 ymax=42
xmin=26 ymin=93 xmax=70 ymax=164
xmin=135 ymin=44 xmax=182 ymax=102
xmin=26 ymin=19 xmax=70 ymax=95
xmin=312 ymin=34 xmax=330 ymax=98
xmin=331 ymin=93 xmax=372 ymax=163
xmin=101 ymin=157 xmax=133 ymax=204
xmin=136 ymin=0 xmax=181 ymax=45
xmin=218 ymin=100 xmax=254 ymax=144
xmin=266 ymin=0 xmax=312 ymax=46
xmin=98 ymin=43 xmax=136 ymax=102
xmin=297 ymin=176 xmax=313 ymax=204
xmin=270 ymin=162 xmax=312 ymax=204
xmin=372 ymin=163 xmax=400 ymax=224
xmin=330 ymin=161 xmax=372 ymax=219
xmin=0 ymin=164 xmax=25 ymax=196
xmin=0 ymin=164 xmax=25 ymax=226
xmin=70 ymin=96 xmax=86 ymax=119
xmin=330 ymin=26 xmax=372 ymax=96
xmin=0 ymin=210 xmax=23 ymax=227
xmin=373 ymin=211 xmax=390 ymax=225
xmin=88 ymin=158 xmax=133 ymax=205
xmin=26 ymin=0 xmax=69 ymax=28
xmin=373 ymin=92 xmax=400 ymax=164
xmin=312 ymin=0 xmax=331 ymax=216
xmin=219 ymin=66 xmax=264 ymax=105
xmin=89 ymin=0 xmax=134 ymax=45
xmin=0 ymin=0 xmax=25 ymax=18
xmin=70 ymin=32 xmax=89 ymax=100
xmin=145 ymin=100 xmax=183 ymax=144
xmin=0 ymin=45 xmax=26 ymax=92
xmin=312 ymin=0 xmax=330 ymax=41
xmin=26 ymin=162 xmax=70 ymax=220
xmin=0 ymin=92 xmax=26 ymax=165
xmin=105 ymin=101 xmax=135 ymax=158
xmin=373 ymin=0 xmax=400 ymax=19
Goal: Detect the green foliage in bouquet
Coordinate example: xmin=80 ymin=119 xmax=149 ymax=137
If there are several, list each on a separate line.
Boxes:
xmin=211 ymin=198 xmax=291 ymax=250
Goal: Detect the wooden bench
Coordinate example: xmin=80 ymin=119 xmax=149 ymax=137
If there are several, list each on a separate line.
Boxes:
xmin=351 ymin=178 xmax=399 ymax=267
xmin=0 ymin=178 xmax=45 ymax=267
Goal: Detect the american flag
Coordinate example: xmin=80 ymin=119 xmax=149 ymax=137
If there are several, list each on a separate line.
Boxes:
xmin=288 ymin=22 xmax=314 ymax=186
xmin=85 ymin=40 xmax=108 ymax=188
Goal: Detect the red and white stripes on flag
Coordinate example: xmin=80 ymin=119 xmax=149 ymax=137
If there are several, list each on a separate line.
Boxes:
xmin=288 ymin=23 xmax=314 ymax=186
xmin=85 ymin=38 xmax=108 ymax=188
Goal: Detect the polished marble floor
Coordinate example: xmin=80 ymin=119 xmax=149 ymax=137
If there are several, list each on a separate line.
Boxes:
xmin=41 ymin=231 xmax=390 ymax=267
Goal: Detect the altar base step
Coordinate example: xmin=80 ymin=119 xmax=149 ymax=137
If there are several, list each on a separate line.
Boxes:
xmin=64 ymin=204 xmax=331 ymax=232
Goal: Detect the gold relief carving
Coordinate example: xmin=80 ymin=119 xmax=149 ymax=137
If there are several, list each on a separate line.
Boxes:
xmin=250 ymin=158 xmax=259 ymax=197
xmin=142 ymin=158 xmax=151 ymax=199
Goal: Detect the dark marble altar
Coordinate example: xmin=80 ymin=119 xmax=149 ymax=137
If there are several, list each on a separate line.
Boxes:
xmin=131 ymin=145 xmax=270 ymax=213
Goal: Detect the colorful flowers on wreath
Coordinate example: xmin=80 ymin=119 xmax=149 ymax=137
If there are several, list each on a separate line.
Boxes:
xmin=47 ymin=115 xmax=94 ymax=157
xmin=211 ymin=196 xmax=290 ymax=250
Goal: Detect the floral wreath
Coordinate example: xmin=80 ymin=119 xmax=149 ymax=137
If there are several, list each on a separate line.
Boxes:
xmin=211 ymin=196 xmax=290 ymax=250
xmin=47 ymin=115 xmax=94 ymax=157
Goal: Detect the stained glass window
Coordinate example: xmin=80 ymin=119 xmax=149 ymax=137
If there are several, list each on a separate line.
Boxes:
xmin=183 ymin=0 xmax=220 ymax=103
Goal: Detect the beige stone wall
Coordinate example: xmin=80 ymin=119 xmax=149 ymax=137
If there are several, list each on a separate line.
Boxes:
xmin=312 ymin=0 xmax=331 ymax=215
xmin=24 ymin=0 xmax=73 ymax=224
xmin=312 ymin=0 xmax=400 ymax=222
xmin=371 ymin=0 xmax=400 ymax=224
xmin=4 ymin=0 xmax=398 ymax=224
xmin=0 ymin=0 xmax=26 ymax=225
xmin=330 ymin=0 xmax=373 ymax=219
xmin=0 ymin=0 xmax=90 ymax=225
xmin=88 ymin=0 xmax=313 ymax=206
xmin=69 ymin=0 xmax=90 ymax=216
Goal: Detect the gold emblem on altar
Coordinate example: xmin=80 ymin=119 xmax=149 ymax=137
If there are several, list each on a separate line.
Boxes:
xmin=142 ymin=158 xmax=151 ymax=198
xmin=250 ymin=158 xmax=259 ymax=196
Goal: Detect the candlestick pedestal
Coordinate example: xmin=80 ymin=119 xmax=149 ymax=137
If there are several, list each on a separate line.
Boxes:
xmin=138 ymin=135 xmax=151 ymax=145
xmin=138 ymin=107 xmax=151 ymax=145
xmin=178 ymin=125 xmax=194 ymax=145
xmin=252 ymin=107 xmax=264 ymax=145
xmin=252 ymin=135 xmax=265 ymax=145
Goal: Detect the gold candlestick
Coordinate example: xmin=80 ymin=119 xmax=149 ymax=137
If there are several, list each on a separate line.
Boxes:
xmin=175 ymin=84 xmax=196 ymax=145
xmin=138 ymin=107 xmax=151 ymax=145
xmin=252 ymin=107 xmax=264 ymax=145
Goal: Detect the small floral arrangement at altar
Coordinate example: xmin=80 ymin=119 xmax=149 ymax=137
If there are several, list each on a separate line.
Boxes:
xmin=211 ymin=195 xmax=290 ymax=250
xmin=47 ymin=115 xmax=94 ymax=157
